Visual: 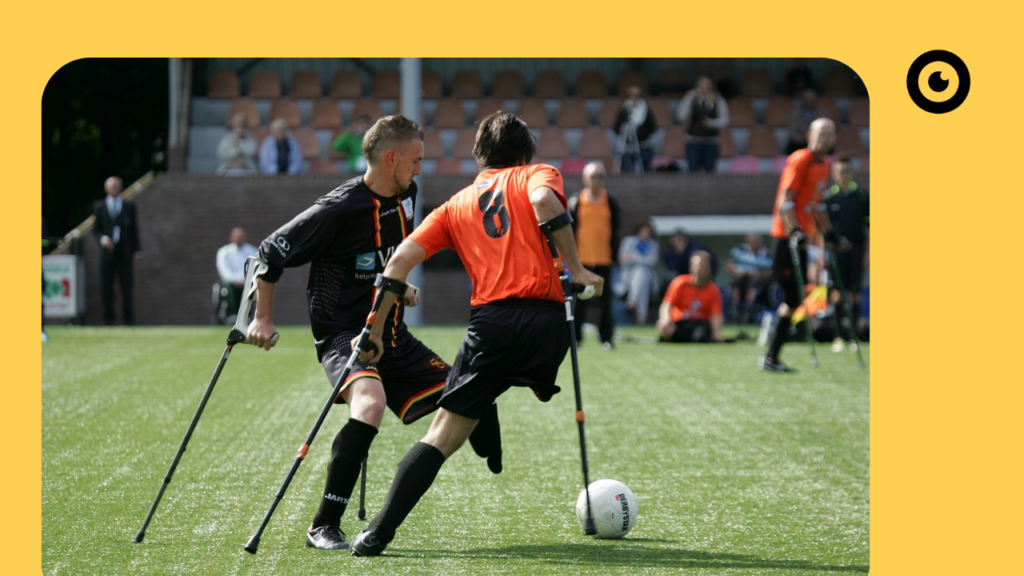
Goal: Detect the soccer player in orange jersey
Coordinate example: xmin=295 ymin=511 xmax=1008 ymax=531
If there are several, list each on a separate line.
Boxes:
xmin=759 ymin=117 xmax=843 ymax=372
xmin=348 ymin=111 xmax=603 ymax=556
xmin=657 ymin=251 xmax=725 ymax=343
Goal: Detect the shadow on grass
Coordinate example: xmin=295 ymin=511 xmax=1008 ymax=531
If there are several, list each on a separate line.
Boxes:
xmin=389 ymin=542 xmax=868 ymax=573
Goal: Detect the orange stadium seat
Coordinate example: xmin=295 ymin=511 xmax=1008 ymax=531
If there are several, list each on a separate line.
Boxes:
xmin=432 ymin=100 xmax=467 ymax=129
xmin=575 ymin=71 xmax=608 ymax=98
xmin=536 ymin=129 xmax=569 ymax=158
xmin=433 ymin=158 xmax=465 ymax=175
xmin=657 ymin=69 xmax=691 ymax=97
xmin=329 ymin=71 xmax=362 ymax=99
xmin=473 ymin=98 xmax=505 ymax=124
xmin=451 ymin=71 xmax=484 ymax=99
xmin=371 ymin=71 xmax=400 ymax=99
xmin=492 ymin=71 xmax=525 ymax=99
xmin=308 ymin=99 xmax=343 ymax=130
xmin=453 ymin=128 xmax=477 ymax=159
xmin=848 ymin=98 xmax=869 ymax=126
xmin=207 ymin=71 xmax=240 ymax=99
xmin=309 ymin=158 xmax=339 ymax=175
xmin=747 ymin=128 xmax=780 ymax=157
xmin=597 ymin=98 xmax=620 ymax=128
xmin=740 ymin=69 xmax=774 ymax=97
xmin=659 ymin=127 xmax=687 ymax=158
xmin=719 ymin=129 xmax=737 ymax=158
xmin=422 ymin=129 xmax=445 ymax=159
xmin=251 ymin=127 xmax=269 ymax=147
xmin=823 ymin=68 xmax=857 ymax=97
xmin=617 ymin=70 xmax=650 ymax=97
xmin=534 ymin=70 xmax=567 ymax=98
xmin=555 ymin=99 xmax=590 ymax=128
xmin=289 ymin=71 xmax=322 ymax=99
xmin=834 ymin=127 xmax=865 ymax=156
xmin=577 ymin=127 xmax=612 ymax=162
xmin=351 ymin=99 xmax=383 ymax=122
xmin=268 ymin=99 xmax=301 ymax=128
xmin=248 ymin=71 xmax=281 ymax=99
xmin=225 ymin=99 xmax=260 ymax=129
xmin=728 ymin=98 xmax=757 ymax=127
xmin=421 ymin=71 xmax=443 ymax=99
xmin=819 ymin=97 xmax=840 ymax=124
xmin=764 ymin=98 xmax=793 ymax=127
xmin=646 ymin=98 xmax=673 ymax=127
xmin=293 ymin=128 xmax=321 ymax=159
xmin=516 ymin=99 xmax=549 ymax=128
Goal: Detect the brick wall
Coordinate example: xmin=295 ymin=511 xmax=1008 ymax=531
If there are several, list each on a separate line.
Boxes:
xmin=75 ymin=171 xmax=868 ymax=326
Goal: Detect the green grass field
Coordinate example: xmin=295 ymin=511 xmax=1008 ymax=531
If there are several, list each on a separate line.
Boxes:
xmin=42 ymin=324 xmax=868 ymax=575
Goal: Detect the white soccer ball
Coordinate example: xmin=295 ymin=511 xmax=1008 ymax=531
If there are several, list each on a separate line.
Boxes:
xmin=576 ymin=479 xmax=638 ymax=539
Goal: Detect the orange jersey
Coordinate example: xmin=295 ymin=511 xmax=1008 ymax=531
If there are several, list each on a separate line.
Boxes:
xmin=409 ymin=164 xmax=566 ymax=306
xmin=770 ymin=149 xmax=831 ymax=239
xmin=663 ymin=274 xmax=722 ymax=322
xmin=575 ymin=189 xmax=613 ymax=266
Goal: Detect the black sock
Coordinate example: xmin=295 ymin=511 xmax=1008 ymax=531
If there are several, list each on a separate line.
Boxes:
xmin=767 ymin=315 xmax=792 ymax=360
xmin=368 ymin=442 xmax=446 ymax=544
xmin=468 ymin=403 xmax=502 ymax=474
xmin=311 ymin=418 xmax=378 ymax=528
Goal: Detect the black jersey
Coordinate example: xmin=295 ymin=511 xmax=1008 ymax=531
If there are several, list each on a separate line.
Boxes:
xmin=824 ymin=182 xmax=870 ymax=247
xmin=257 ymin=176 xmax=417 ymax=359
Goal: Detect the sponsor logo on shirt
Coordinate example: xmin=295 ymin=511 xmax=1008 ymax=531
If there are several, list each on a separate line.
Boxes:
xmin=355 ymin=252 xmax=375 ymax=270
xmin=402 ymin=197 xmax=414 ymax=219
xmin=273 ymin=237 xmax=290 ymax=257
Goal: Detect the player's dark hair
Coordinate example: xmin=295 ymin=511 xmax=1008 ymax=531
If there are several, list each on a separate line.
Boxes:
xmin=362 ymin=115 xmax=424 ymax=164
xmin=473 ymin=111 xmax=536 ymax=168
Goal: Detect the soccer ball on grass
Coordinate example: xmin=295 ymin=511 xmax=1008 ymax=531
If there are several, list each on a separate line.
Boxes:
xmin=575 ymin=479 xmax=638 ymax=539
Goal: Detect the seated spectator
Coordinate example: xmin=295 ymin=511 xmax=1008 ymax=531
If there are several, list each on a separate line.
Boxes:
xmin=786 ymin=89 xmax=827 ymax=155
xmin=783 ymin=58 xmax=818 ymax=97
xmin=657 ymin=251 xmax=724 ymax=343
xmin=218 ymin=112 xmax=259 ymax=175
xmin=259 ymin=118 xmax=304 ymax=175
xmin=676 ymin=76 xmax=729 ymax=173
xmin=662 ymin=229 xmax=719 ymax=282
xmin=725 ymin=233 xmax=773 ymax=323
xmin=618 ymin=219 xmax=660 ymax=325
xmin=614 ymin=85 xmax=658 ymax=173
xmin=332 ymin=114 xmax=372 ymax=173
xmin=216 ymin=227 xmax=258 ymax=323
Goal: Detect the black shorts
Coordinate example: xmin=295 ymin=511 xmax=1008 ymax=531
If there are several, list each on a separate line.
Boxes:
xmin=321 ymin=330 xmax=449 ymax=425
xmin=663 ymin=320 xmax=712 ymax=343
xmin=437 ymin=299 xmax=571 ymax=420
xmin=771 ymin=237 xmax=808 ymax=309
xmin=832 ymin=246 xmax=865 ymax=294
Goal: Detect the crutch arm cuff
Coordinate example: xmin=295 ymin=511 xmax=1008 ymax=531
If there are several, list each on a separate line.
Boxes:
xmin=374 ymin=274 xmax=409 ymax=298
xmin=540 ymin=211 xmax=573 ymax=234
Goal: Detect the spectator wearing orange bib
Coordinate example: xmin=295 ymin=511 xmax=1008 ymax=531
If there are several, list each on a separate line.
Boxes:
xmin=657 ymin=251 xmax=724 ymax=343
xmin=348 ymin=111 xmax=603 ymax=556
xmin=567 ymin=161 xmax=620 ymax=349
xmin=759 ymin=117 xmax=839 ymax=372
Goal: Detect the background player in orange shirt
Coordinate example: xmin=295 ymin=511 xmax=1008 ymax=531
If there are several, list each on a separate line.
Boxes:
xmin=759 ymin=117 xmax=842 ymax=372
xmin=347 ymin=111 xmax=603 ymax=556
xmin=657 ymin=251 xmax=724 ymax=343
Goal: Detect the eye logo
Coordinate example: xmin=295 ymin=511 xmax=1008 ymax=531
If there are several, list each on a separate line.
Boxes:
xmin=907 ymin=50 xmax=970 ymax=114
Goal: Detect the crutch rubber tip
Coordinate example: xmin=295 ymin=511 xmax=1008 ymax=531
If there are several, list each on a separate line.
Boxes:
xmin=132 ymin=532 xmax=145 ymax=543
xmin=243 ymin=537 xmax=260 ymax=554
xmin=584 ymin=518 xmax=597 ymax=536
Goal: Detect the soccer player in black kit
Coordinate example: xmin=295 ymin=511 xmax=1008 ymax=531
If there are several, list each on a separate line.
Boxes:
xmin=245 ymin=115 xmax=502 ymax=550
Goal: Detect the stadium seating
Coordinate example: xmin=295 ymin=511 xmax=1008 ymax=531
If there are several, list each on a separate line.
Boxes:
xmin=330 ymin=71 xmax=362 ymax=99
xmin=729 ymin=98 xmax=757 ymax=127
xmin=657 ymin=69 xmax=690 ymax=97
xmin=248 ymin=71 xmax=282 ymax=99
xmin=453 ymin=128 xmax=476 ymax=159
xmin=646 ymin=98 xmax=674 ymax=128
xmin=308 ymin=99 xmax=343 ymax=129
xmin=351 ymin=99 xmax=383 ymax=122
xmin=268 ymin=99 xmax=301 ymax=128
xmin=293 ymin=128 xmax=321 ymax=159
xmin=421 ymin=71 xmax=443 ymax=99
xmin=207 ymin=71 xmax=240 ymax=99
xmin=617 ymin=70 xmax=650 ymax=97
xmin=740 ymin=69 xmax=774 ymax=97
xmin=433 ymin=158 xmax=465 ymax=175
xmin=371 ymin=70 xmax=400 ymax=99
xmin=517 ymin=99 xmax=549 ymax=127
xmin=659 ymin=127 xmax=686 ymax=159
xmin=534 ymin=70 xmax=567 ymax=98
xmin=823 ymin=68 xmax=857 ymax=97
xmin=289 ymin=71 xmax=322 ymax=99
xmin=473 ymin=98 xmax=504 ymax=124
xmin=597 ymin=98 xmax=620 ymax=129
xmin=451 ymin=71 xmax=484 ymax=99
xmin=492 ymin=70 xmax=525 ymax=99
xmin=848 ymin=98 xmax=869 ymax=127
xmin=835 ymin=126 xmax=865 ymax=156
xmin=432 ymin=99 xmax=467 ymax=129
xmin=537 ymin=129 xmax=569 ymax=159
xmin=575 ymin=71 xmax=608 ymax=98
xmin=308 ymin=158 xmax=339 ymax=175
xmin=422 ymin=129 xmax=445 ymax=159
xmin=555 ymin=99 xmax=590 ymax=128
xmin=225 ymin=99 xmax=260 ymax=128
xmin=746 ymin=128 xmax=780 ymax=157
xmin=764 ymin=98 xmax=792 ymax=127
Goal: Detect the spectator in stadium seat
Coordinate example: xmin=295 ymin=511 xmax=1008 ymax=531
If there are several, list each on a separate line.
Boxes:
xmin=783 ymin=58 xmax=818 ymax=97
xmin=662 ymin=229 xmax=719 ymax=282
xmin=259 ymin=118 xmax=304 ymax=175
xmin=786 ymin=89 xmax=827 ymax=155
xmin=567 ymin=161 xmax=620 ymax=349
xmin=215 ymin=227 xmax=258 ymax=323
xmin=657 ymin=251 xmax=724 ymax=343
xmin=676 ymin=76 xmax=730 ymax=173
xmin=217 ymin=112 xmax=259 ymax=175
xmin=332 ymin=114 xmax=373 ymax=173
xmin=725 ymin=233 xmax=773 ymax=324
xmin=614 ymin=85 xmax=658 ymax=173
xmin=618 ymin=219 xmax=660 ymax=325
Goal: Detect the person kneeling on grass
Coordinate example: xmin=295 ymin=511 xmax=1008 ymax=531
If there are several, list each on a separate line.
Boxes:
xmin=656 ymin=251 xmax=724 ymax=343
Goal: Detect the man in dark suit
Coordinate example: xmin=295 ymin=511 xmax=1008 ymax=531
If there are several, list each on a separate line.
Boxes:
xmin=93 ymin=176 xmax=141 ymax=325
